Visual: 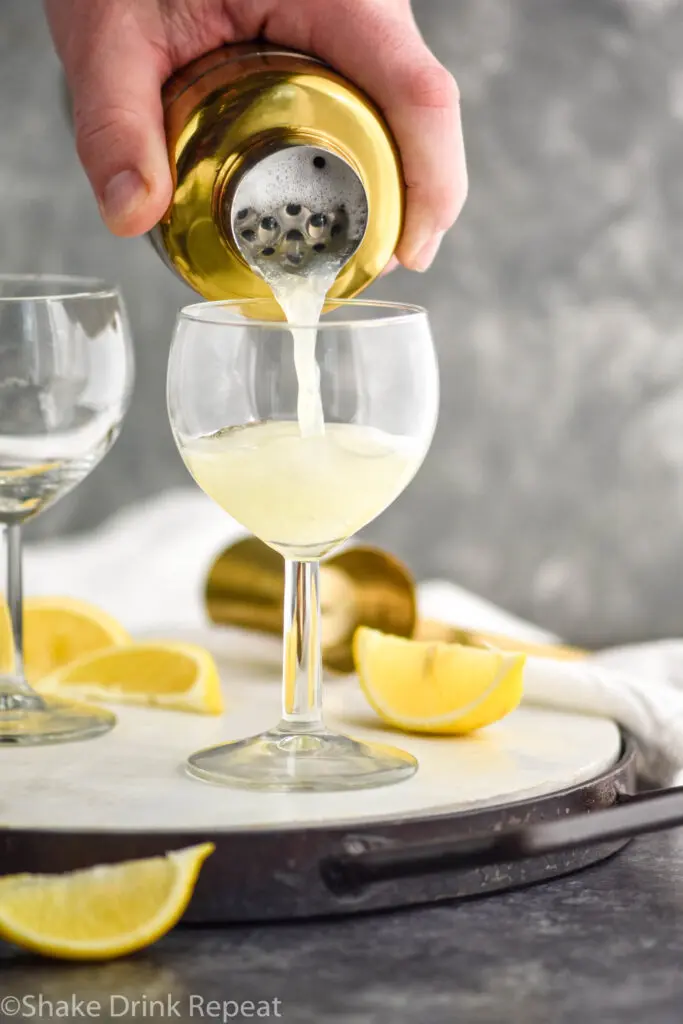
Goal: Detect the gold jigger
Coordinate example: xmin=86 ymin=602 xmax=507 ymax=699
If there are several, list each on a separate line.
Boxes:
xmin=206 ymin=537 xmax=416 ymax=674
xmin=205 ymin=537 xmax=587 ymax=673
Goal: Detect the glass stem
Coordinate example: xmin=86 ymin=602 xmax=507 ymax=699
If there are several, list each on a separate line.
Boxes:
xmin=280 ymin=559 xmax=324 ymax=730
xmin=7 ymin=523 xmax=25 ymax=680
xmin=0 ymin=523 xmax=43 ymax=710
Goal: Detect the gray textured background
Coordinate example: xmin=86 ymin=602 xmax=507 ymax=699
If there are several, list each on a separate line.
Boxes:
xmin=2 ymin=0 xmax=683 ymax=646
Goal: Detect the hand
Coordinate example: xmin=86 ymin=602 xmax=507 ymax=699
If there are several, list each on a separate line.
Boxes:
xmin=45 ymin=0 xmax=467 ymax=271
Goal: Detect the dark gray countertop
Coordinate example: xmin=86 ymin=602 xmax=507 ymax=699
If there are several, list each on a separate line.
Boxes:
xmin=3 ymin=832 xmax=683 ymax=1023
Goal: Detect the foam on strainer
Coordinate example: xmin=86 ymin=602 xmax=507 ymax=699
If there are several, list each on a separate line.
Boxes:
xmin=230 ymin=145 xmax=368 ymax=242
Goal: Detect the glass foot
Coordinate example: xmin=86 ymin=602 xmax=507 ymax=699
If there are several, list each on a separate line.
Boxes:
xmin=0 ymin=696 xmax=116 ymax=745
xmin=186 ymin=723 xmax=418 ymax=793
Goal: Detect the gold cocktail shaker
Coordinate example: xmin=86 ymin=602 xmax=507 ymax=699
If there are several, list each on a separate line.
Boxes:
xmin=148 ymin=43 xmax=404 ymax=302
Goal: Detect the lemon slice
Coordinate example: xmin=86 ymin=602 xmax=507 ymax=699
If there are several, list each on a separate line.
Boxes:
xmin=36 ymin=643 xmax=224 ymax=715
xmin=0 ymin=843 xmax=214 ymax=961
xmin=353 ymin=626 xmax=526 ymax=734
xmin=0 ymin=597 xmax=131 ymax=683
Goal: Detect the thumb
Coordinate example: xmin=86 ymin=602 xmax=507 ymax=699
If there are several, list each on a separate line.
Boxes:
xmin=65 ymin=27 xmax=172 ymax=237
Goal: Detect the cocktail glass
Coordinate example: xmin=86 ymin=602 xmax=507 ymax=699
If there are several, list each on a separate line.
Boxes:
xmin=167 ymin=298 xmax=438 ymax=791
xmin=0 ymin=275 xmax=134 ymax=744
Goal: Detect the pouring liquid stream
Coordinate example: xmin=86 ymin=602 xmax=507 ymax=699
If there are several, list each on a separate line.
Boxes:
xmin=263 ymin=268 xmax=337 ymax=439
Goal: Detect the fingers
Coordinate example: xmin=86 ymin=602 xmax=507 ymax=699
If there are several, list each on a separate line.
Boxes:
xmin=46 ymin=0 xmax=466 ymax=258
xmin=47 ymin=2 xmax=172 ymax=237
xmin=389 ymin=66 xmax=468 ymax=271
xmin=276 ymin=0 xmax=467 ymax=271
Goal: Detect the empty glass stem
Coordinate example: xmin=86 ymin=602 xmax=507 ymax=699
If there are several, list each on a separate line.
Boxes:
xmin=280 ymin=559 xmax=323 ymax=729
xmin=0 ymin=523 xmax=43 ymax=711
xmin=7 ymin=524 xmax=24 ymax=679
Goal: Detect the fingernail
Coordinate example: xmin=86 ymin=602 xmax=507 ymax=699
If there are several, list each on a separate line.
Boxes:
xmin=100 ymin=169 xmax=148 ymax=226
xmin=410 ymin=231 xmax=446 ymax=272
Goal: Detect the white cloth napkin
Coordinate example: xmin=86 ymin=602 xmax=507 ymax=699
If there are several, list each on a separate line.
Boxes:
xmin=22 ymin=489 xmax=683 ymax=787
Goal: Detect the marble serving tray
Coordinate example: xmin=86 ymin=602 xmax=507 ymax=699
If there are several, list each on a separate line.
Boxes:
xmin=0 ymin=674 xmax=633 ymax=921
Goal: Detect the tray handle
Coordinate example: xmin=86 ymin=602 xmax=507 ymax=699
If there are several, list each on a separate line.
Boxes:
xmin=321 ymin=787 xmax=683 ymax=895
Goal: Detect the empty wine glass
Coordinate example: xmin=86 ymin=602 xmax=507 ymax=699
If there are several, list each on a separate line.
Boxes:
xmin=168 ymin=298 xmax=438 ymax=791
xmin=0 ymin=274 xmax=134 ymax=744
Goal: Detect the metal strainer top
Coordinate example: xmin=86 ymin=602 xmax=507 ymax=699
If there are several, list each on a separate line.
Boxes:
xmin=227 ymin=145 xmax=369 ymax=279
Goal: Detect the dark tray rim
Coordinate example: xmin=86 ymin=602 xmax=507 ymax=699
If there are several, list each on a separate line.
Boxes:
xmin=0 ymin=735 xmax=638 ymax=921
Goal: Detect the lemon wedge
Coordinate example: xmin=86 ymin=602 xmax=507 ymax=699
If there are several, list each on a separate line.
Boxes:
xmin=36 ymin=642 xmax=224 ymax=715
xmin=0 ymin=843 xmax=214 ymax=961
xmin=353 ymin=626 xmax=526 ymax=734
xmin=0 ymin=597 xmax=131 ymax=683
